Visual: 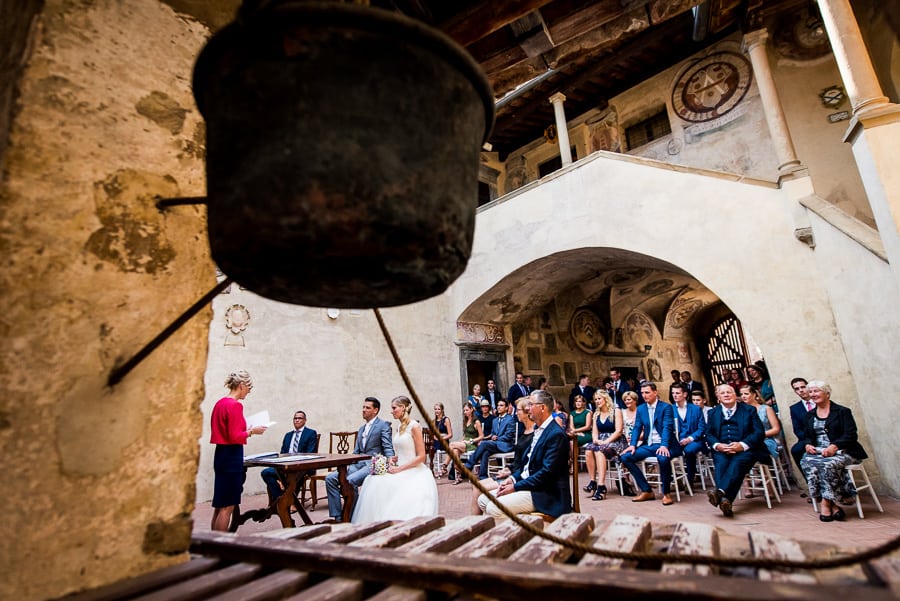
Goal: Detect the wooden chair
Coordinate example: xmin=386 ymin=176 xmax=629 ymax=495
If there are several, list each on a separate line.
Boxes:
xmin=307 ymin=431 xmax=358 ymax=510
xmin=297 ymin=432 xmax=322 ymax=508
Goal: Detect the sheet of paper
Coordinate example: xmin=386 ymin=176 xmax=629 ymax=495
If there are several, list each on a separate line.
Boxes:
xmin=244 ymin=452 xmax=278 ymax=461
xmin=245 ymin=410 xmax=276 ymax=429
xmin=263 ymin=454 xmax=324 ymax=463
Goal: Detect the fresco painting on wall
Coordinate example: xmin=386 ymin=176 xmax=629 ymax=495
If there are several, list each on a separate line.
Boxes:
xmin=527 ymin=347 xmax=542 ymax=371
xmin=625 ymin=310 xmax=655 ymax=350
xmin=646 ymin=358 xmax=663 ymax=382
xmin=544 ymin=333 xmax=558 ymax=354
xmin=549 ymin=364 xmax=563 ymax=386
xmin=564 ymin=362 xmax=577 ymax=383
xmin=678 ymin=341 xmax=692 ymax=364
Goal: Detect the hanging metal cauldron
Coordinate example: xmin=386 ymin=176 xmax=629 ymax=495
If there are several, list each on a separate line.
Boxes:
xmin=193 ymin=1 xmax=494 ymax=308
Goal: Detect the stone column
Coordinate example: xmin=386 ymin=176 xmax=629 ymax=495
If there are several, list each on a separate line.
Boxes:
xmin=816 ymin=0 xmax=889 ymax=115
xmin=549 ymin=92 xmax=573 ymax=166
xmin=742 ymin=30 xmax=802 ymax=175
xmin=815 ymin=0 xmax=900 ymax=291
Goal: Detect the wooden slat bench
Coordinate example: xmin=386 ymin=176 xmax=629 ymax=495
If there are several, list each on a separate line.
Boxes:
xmin=61 ymin=515 xmax=898 ymax=601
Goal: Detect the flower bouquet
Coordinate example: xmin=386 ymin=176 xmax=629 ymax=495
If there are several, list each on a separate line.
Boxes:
xmin=371 ymin=454 xmax=389 ymax=475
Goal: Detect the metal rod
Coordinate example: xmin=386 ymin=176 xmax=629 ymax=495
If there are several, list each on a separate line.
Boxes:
xmin=156 ymin=196 xmax=208 ymax=209
xmin=107 ymin=277 xmax=233 ymax=386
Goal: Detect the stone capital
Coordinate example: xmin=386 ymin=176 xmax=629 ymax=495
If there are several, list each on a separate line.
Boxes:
xmin=548 ymin=92 xmax=567 ymax=105
xmin=742 ymin=29 xmax=769 ymax=53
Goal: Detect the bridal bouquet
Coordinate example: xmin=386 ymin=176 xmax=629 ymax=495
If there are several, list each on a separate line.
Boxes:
xmin=371 ymin=454 xmax=389 ymax=475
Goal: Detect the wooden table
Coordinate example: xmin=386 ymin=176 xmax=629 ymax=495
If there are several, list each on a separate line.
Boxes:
xmin=232 ymin=453 xmax=369 ymax=530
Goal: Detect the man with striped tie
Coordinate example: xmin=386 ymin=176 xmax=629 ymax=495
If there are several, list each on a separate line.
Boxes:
xmin=261 ymin=410 xmax=318 ymax=505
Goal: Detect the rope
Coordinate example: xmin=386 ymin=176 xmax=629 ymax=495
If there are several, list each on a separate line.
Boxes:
xmin=373 ymin=308 xmax=900 ymax=570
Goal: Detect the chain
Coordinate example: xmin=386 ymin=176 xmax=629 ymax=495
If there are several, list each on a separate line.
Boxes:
xmin=373 ymin=308 xmax=900 ymax=570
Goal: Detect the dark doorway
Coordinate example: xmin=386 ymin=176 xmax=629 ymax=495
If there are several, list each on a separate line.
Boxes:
xmin=610 ymin=365 xmax=640 ymax=391
xmin=466 ymin=360 xmax=496 ymax=398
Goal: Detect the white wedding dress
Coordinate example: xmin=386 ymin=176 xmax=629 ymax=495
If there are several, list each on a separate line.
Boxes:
xmin=351 ymin=422 xmax=439 ymax=523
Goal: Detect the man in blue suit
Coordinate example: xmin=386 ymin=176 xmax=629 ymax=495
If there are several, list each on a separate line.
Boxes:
xmin=261 ymin=410 xmax=319 ymax=504
xmin=464 ymin=399 xmax=519 ymax=478
xmin=671 ymin=383 xmax=706 ymax=483
xmin=507 ymin=372 xmax=529 ymax=404
xmin=788 ymin=377 xmax=813 ymax=479
xmin=620 ymin=382 xmax=682 ymax=505
xmin=607 ymin=368 xmax=631 ymax=409
xmin=706 ymin=383 xmax=769 ymax=517
xmin=325 ymin=397 xmax=395 ymax=522
xmin=477 ymin=390 xmax=571 ymax=519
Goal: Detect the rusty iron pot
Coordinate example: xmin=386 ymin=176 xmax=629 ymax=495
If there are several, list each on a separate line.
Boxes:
xmin=193 ymin=1 xmax=494 ymax=307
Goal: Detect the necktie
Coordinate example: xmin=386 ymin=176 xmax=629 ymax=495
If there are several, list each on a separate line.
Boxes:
xmin=290 ymin=431 xmax=301 ymax=453
xmin=724 ymin=408 xmax=733 ymax=420
xmin=806 ymin=401 xmax=814 ymax=411
xmin=520 ymin=384 xmax=526 ymax=395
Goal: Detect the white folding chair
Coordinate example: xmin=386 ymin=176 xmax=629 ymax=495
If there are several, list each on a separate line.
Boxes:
xmin=640 ymin=455 xmax=693 ymax=501
xmin=741 ymin=462 xmax=781 ymax=509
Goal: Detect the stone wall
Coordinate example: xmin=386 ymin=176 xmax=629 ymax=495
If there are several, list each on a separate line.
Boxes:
xmin=0 ymin=2 xmax=214 ymax=599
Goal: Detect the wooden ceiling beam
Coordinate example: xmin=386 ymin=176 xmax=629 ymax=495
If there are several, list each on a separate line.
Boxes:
xmin=437 ymin=0 xmax=558 ymax=47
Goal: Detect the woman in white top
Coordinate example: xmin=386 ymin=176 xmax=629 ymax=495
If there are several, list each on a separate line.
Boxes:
xmin=352 ymin=396 xmax=439 ymax=523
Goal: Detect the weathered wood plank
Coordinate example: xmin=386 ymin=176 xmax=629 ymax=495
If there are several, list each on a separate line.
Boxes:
xmin=365 ymin=586 xmax=425 ymax=601
xmin=204 ymin=570 xmax=308 ymax=601
xmin=257 ymin=525 xmax=331 ymax=540
xmin=131 ymin=563 xmax=263 ymax=601
xmin=507 ymin=513 xmax=594 ymax=564
xmin=304 ymin=521 xmax=393 ymax=545
xmin=349 ymin=516 xmax=445 ymax=549
xmin=397 ymin=516 xmax=496 ymax=554
xmin=748 ymin=531 xmax=818 ymax=584
xmin=449 ymin=514 xmax=544 ymax=559
xmin=62 ymin=557 xmax=222 ymax=601
xmin=578 ymin=514 xmax=652 ymax=569
xmin=863 ymin=557 xmax=900 ymax=595
xmin=281 ymin=577 xmax=363 ymax=601
xmin=662 ymin=522 xmax=720 ymax=576
xmin=190 ymin=531 xmax=897 ymax=601
xmin=439 ymin=0 xmax=558 ymax=47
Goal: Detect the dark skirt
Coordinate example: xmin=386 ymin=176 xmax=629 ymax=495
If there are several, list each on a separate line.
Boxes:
xmin=212 ymin=444 xmax=245 ymax=508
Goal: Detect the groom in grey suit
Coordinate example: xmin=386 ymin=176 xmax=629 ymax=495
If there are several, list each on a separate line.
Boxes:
xmin=326 ymin=396 xmax=395 ymax=521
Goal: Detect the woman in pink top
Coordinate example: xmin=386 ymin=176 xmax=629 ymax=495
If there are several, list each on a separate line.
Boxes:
xmin=210 ymin=370 xmax=268 ymax=531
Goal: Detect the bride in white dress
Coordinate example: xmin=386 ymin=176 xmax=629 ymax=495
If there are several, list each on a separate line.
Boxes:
xmin=352 ymin=396 xmax=439 ymax=523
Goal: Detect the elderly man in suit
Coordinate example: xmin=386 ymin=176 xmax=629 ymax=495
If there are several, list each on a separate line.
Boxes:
xmin=620 ymin=382 xmax=682 ymax=506
xmin=464 ymin=399 xmax=520 ymax=479
xmin=706 ymin=383 xmax=768 ymax=517
xmin=671 ymin=382 xmax=706 ymax=483
xmin=325 ymin=397 xmax=395 ymax=522
xmin=477 ymin=390 xmax=571 ymax=519
xmin=788 ymin=377 xmax=813 ymax=479
xmin=261 ymin=410 xmax=319 ymax=504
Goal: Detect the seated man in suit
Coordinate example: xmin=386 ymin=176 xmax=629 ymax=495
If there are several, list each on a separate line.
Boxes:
xmin=464 ymin=399 xmax=519 ymax=478
xmin=671 ymin=383 xmax=706 ymax=483
xmin=788 ymin=377 xmax=813 ymax=480
xmin=620 ymin=382 xmax=682 ymax=506
xmin=568 ymin=374 xmax=595 ymax=412
xmin=261 ymin=410 xmax=318 ymax=505
xmin=477 ymin=390 xmax=571 ymax=519
xmin=325 ymin=397 xmax=395 ymax=522
xmin=706 ymin=383 xmax=769 ymax=517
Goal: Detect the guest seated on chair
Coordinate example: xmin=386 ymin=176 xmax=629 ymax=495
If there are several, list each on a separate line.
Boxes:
xmin=552 ymin=398 xmax=568 ymax=429
xmin=446 ymin=403 xmax=484 ymax=484
xmin=261 ymin=410 xmax=318 ymax=505
xmin=567 ymin=395 xmax=593 ymax=447
xmin=620 ymin=382 xmax=682 ymax=506
xmin=672 ymin=382 xmax=706 ymax=484
xmin=470 ymin=398 xmax=535 ymax=513
xmin=705 ymin=384 xmax=769 ymax=518
xmin=583 ymin=390 xmax=625 ymax=501
xmin=431 ymin=403 xmax=452 ymax=478
xmin=477 ymin=390 xmax=571 ymax=520
xmin=464 ymin=399 xmax=519 ymax=479
xmin=739 ymin=384 xmax=781 ymax=457
xmin=799 ymin=380 xmax=868 ymax=522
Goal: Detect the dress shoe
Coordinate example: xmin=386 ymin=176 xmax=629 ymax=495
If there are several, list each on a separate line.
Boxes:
xmin=707 ymin=489 xmax=723 ymax=507
xmin=819 ymin=512 xmax=834 ymax=522
xmin=719 ymin=498 xmax=733 ymax=517
xmin=632 ymin=491 xmax=655 ymax=502
xmin=583 ymin=480 xmax=597 ymax=493
xmin=661 ymin=494 xmax=674 ymax=506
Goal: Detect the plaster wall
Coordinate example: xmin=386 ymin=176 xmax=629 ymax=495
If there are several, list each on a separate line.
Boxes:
xmin=804 ymin=203 xmax=900 ymax=490
xmin=771 ymin=50 xmax=873 ymax=225
xmin=0 ymin=2 xmax=215 ymax=599
xmin=197 ymin=290 xmax=461 ymax=502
